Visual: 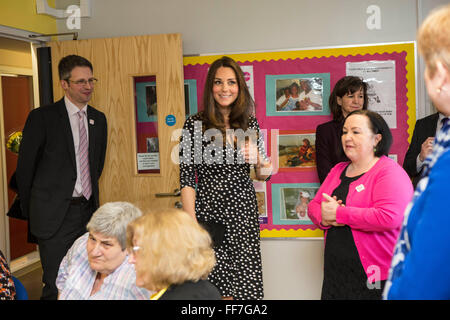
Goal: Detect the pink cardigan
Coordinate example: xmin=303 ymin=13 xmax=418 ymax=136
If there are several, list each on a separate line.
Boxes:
xmin=308 ymin=156 xmax=413 ymax=281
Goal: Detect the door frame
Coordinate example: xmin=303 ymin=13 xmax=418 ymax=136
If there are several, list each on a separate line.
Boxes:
xmin=0 ymin=25 xmax=45 ymax=263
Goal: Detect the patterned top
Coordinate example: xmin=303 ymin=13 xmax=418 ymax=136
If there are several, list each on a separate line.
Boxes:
xmin=56 ymin=233 xmax=150 ymax=300
xmin=179 ymin=113 xmax=268 ymax=300
xmin=0 ymin=250 xmax=15 ymax=300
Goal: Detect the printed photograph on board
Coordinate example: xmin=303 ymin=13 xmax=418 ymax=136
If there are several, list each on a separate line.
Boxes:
xmin=271 ymin=183 xmax=320 ymax=226
xmin=275 ymin=78 xmax=323 ymax=112
xmin=253 ymin=181 xmax=268 ymax=224
xmin=277 ymin=132 xmax=316 ymax=170
xmin=135 ymin=76 xmax=158 ymax=123
xmin=146 ymin=137 xmax=159 ymax=153
xmin=280 ymin=186 xmax=318 ymax=223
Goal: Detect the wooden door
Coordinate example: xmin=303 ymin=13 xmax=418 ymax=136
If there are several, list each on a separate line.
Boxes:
xmin=1 ymin=76 xmax=37 ymax=260
xmin=48 ymin=34 xmax=185 ymax=213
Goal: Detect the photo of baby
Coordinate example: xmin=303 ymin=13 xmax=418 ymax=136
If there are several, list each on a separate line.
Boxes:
xmin=275 ymin=78 xmax=323 ymax=112
xmin=277 ymin=186 xmax=319 ymax=224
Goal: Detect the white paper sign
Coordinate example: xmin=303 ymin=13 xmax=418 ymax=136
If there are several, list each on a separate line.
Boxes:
xmin=388 ymin=154 xmax=398 ymax=163
xmin=346 ymin=60 xmax=397 ymax=128
xmin=137 ymin=153 xmax=160 ymax=170
xmin=241 ymin=65 xmax=255 ymax=100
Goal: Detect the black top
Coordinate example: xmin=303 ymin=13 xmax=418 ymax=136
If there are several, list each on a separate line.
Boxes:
xmin=321 ymin=166 xmax=384 ymax=300
xmin=159 ymin=280 xmax=221 ymax=300
xmin=403 ymin=112 xmax=439 ymax=188
xmin=315 ymin=120 xmax=349 ymax=184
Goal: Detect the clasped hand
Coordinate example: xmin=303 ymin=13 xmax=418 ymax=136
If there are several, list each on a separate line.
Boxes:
xmin=321 ymin=193 xmax=345 ymax=227
xmin=240 ymin=140 xmax=258 ymax=165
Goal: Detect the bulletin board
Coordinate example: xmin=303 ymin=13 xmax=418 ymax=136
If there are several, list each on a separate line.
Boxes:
xmin=183 ymin=42 xmax=416 ymax=238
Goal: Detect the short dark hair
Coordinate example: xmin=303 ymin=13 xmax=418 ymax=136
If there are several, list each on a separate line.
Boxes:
xmin=58 ymin=55 xmax=93 ymax=80
xmin=344 ymin=109 xmax=392 ymax=157
xmin=329 ymin=76 xmax=368 ymax=122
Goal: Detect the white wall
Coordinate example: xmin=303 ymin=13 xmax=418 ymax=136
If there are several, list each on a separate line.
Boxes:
xmin=54 ymin=0 xmax=447 ymax=300
xmin=416 ymin=0 xmax=450 ymax=118
xmin=261 ymin=239 xmax=324 ymax=299
xmin=58 ymin=0 xmax=418 ymax=55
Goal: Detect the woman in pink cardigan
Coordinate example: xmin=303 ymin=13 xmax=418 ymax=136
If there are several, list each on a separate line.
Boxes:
xmin=308 ymin=110 xmax=413 ymax=299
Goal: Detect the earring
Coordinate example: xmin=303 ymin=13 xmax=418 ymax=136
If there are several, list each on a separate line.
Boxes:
xmin=437 ymin=88 xmax=441 ymax=94
xmin=373 ymin=146 xmax=377 ymax=153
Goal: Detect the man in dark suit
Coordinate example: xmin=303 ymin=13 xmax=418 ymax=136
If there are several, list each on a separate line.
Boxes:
xmin=403 ymin=112 xmax=443 ymax=188
xmin=16 ymin=55 xmax=107 ymax=300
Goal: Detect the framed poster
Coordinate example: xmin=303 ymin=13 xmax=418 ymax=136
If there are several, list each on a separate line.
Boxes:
xmin=276 ymin=130 xmax=316 ymax=172
xmin=266 ymin=73 xmax=330 ymax=116
xmin=271 ymin=183 xmax=319 ymax=226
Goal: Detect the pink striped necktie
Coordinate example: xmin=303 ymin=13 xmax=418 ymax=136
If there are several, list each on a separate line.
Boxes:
xmin=78 ymin=110 xmax=92 ymax=200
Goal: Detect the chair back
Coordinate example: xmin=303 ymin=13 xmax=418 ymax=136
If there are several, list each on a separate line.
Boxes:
xmin=12 ymin=276 xmax=28 ymax=300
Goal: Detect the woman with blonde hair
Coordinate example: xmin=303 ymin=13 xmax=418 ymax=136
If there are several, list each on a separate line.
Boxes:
xmin=384 ymin=4 xmax=450 ymax=300
xmin=127 ymin=209 xmax=221 ymax=300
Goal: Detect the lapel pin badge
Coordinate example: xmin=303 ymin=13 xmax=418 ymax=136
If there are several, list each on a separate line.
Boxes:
xmin=355 ymin=184 xmax=365 ymax=192
xmin=89 ymin=119 xmax=94 ymax=125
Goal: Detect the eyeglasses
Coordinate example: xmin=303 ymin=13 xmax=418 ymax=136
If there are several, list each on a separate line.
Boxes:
xmin=66 ymin=78 xmax=98 ymax=86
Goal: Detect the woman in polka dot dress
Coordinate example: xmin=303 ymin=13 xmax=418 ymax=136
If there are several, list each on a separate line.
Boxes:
xmin=179 ymin=56 xmax=272 ymax=300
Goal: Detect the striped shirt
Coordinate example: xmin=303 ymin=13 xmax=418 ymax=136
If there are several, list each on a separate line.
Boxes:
xmin=56 ymin=233 xmax=150 ymax=300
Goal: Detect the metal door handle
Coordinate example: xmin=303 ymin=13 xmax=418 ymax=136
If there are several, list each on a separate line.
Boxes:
xmin=155 ymin=188 xmax=181 ymax=197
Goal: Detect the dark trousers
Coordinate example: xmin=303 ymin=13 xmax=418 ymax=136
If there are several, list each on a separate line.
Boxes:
xmin=37 ymin=198 xmax=94 ymax=300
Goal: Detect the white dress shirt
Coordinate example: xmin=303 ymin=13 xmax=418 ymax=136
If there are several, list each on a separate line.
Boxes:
xmin=57 ymin=233 xmax=151 ymax=300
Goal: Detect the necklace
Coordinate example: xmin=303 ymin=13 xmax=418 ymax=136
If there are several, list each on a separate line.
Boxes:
xmin=347 ymin=157 xmax=379 ymax=177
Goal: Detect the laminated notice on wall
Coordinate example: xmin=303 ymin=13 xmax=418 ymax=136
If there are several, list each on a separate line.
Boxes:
xmin=241 ymin=65 xmax=255 ymax=100
xmin=137 ymin=153 xmax=160 ymax=170
xmin=346 ymin=60 xmax=397 ymax=128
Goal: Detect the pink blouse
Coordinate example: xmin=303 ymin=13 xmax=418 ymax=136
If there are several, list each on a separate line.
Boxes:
xmin=308 ymin=156 xmax=413 ymax=281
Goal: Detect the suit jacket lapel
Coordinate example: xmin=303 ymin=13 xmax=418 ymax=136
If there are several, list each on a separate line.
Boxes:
xmin=58 ymin=98 xmax=77 ymax=172
xmin=430 ymin=112 xmax=439 ymax=136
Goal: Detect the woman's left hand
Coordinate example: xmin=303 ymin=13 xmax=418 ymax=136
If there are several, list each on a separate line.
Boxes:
xmin=240 ymin=140 xmax=272 ymax=180
xmin=241 ymin=140 xmax=258 ymax=165
xmin=321 ymin=193 xmax=345 ymax=227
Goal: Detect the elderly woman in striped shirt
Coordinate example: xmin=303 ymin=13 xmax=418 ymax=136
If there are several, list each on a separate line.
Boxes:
xmin=56 ymin=202 xmax=150 ymax=300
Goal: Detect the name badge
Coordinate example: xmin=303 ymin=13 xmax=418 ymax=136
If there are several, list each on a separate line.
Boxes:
xmin=355 ymin=184 xmax=365 ymax=192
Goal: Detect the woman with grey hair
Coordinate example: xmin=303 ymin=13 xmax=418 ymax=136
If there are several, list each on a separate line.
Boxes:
xmin=56 ymin=202 xmax=150 ymax=299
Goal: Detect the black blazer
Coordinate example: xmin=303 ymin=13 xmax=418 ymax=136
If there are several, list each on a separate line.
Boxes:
xmin=159 ymin=280 xmax=221 ymax=300
xmin=315 ymin=120 xmax=349 ymax=184
xmin=16 ymin=98 xmax=107 ymax=239
xmin=403 ymin=112 xmax=439 ymax=189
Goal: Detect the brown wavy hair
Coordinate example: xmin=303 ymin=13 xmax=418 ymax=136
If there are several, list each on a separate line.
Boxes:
xmin=201 ymin=56 xmax=254 ymax=134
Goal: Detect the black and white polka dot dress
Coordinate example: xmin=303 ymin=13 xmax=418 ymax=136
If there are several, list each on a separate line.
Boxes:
xmin=179 ymin=113 xmax=266 ymax=300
